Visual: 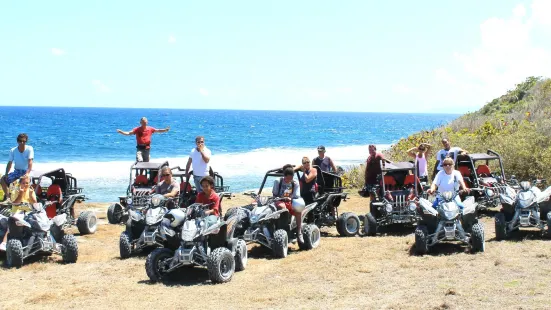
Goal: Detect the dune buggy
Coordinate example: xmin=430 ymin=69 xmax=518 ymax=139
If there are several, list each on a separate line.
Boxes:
xmin=23 ymin=168 xmax=97 ymax=239
xmin=107 ymin=161 xmax=169 ymax=224
xmin=455 ymin=149 xmax=512 ymax=211
xmin=362 ymin=161 xmax=426 ymax=236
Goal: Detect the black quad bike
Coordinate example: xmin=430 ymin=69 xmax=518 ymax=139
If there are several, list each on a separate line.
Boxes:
xmin=119 ymin=194 xmax=180 ymax=258
xmin=362 ymin=161 xmax=426 ymax=236
xmin=174 ymin=166 xmax=230 ymax=208
xmin=107 ymin=161 xmax=169 ymax=224
xmin=0 ymin=202 xmax=78 ymax=267
xmin=145 ymin=200 xmax=244 ymax=284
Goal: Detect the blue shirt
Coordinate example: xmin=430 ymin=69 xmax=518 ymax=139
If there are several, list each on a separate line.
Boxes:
xmin=9 ymin=146 xmax=34 ymax=171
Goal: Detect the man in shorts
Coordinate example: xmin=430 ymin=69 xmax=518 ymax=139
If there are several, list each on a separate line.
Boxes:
xmin=116 ymin=117 xmax=170 ymax=162
xmin=1 ymin=133 xmax=34 ymax=203
xmin=313 ymin=145 xmax=337 ymax=173
xmin=185 ymin=136 xmax=211 ymax=193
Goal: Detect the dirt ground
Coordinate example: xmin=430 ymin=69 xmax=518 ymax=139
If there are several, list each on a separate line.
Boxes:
xmin=1 ymin=193 xmax=550 ymax=310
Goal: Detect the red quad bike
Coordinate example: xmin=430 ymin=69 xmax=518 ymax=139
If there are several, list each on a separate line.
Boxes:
xmin=107 ymin=161 xmax=169 ymax=224
xmin=361 ymin=161 xmax=425 ymax=236
xmin=29 ymin=168 xmax=97 ymax=241
xmin=455 ymin=149 xmax=512 ymax=211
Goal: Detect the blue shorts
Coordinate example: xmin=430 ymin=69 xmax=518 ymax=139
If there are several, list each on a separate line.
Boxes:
xmin=5 ymin=169 xmax=26 ymax=184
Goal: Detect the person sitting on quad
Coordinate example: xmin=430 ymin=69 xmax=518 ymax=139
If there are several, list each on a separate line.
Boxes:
xmin=427 ymin=158 xmax=470 ymax=209
xmin=364 ymin=145 xmax=386 ymax=200
xmin=1 ymin=133 xmax=34 ymax=203
xmin=407 ymin=143 xmax=431 ymax=183
xmin=313 ymin=145 xmax=337 ymax=173
xmin=272 ymin=165 xmax=304 ymax=243
xmin=195 ymin=176 xmax=220 ymax=227
xmin=433 ymin=138 xmax=467 ymax=178
xmin=296 ymin=157 xmax=317 ymax=206
xmin=0 ymin=175 xmax=37 ymax=251
xmin=154 ymin=167 xmax=180 ymax=208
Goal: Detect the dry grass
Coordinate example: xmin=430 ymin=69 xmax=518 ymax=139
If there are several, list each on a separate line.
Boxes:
xmin=1 ymin=195 xmax=550 ymax=310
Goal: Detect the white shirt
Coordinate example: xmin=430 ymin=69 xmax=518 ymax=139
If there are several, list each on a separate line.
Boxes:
xmin=189 ymin=147 xmax=211 ymax=177
xmin=9 ymin=145 xmax=34 ymax=171
xmin=432 ymin=170 xmax=462 ymax=192
xmin=435 ymin=147 xmax=461 ymax=171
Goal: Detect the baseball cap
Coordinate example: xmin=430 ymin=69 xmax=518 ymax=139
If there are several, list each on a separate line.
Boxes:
xmin=317 ymin=145 xmax=326 ymax=151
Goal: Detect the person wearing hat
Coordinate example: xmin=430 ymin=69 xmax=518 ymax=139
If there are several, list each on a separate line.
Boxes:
xmin=313 ymin=145 xmax=337 ymax=173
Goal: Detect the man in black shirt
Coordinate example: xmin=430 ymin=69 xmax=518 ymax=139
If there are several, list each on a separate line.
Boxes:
xmin=313 ymin=145 xmax=337 ymax=173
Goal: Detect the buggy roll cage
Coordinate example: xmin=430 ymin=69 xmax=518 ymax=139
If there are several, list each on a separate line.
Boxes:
xmin=378 ymin=160 xmax=420 ymax=197
xmin=454 ymin=149 xmax=506 ymax=187
xmin=127 ymin=161 xmax=170 ymax=195
xmin=170 ymin=165 xmax=229 ymax=193
xmin=256 ymin=165 xmax=346 ymax=197
xmin=31 ymin=168 xmax=84 ymax=198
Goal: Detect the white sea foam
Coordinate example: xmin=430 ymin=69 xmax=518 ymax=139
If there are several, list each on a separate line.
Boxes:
xmin=1 ymin=144 xmax=390 ymax=201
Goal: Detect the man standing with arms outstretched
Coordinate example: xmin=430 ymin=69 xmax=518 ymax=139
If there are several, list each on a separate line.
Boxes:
xmin=1 ymin=133 xmax=34 ymax=203
xmin=116 ymin=117 xmax=170 ymax=162
xmin=186 ymin=136 xmax=211 ymax=193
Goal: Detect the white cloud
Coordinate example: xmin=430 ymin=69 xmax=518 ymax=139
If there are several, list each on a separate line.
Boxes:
xmin=51 ymin=48 xmax=66 ymax=56
xmin=435 ymin=1 xmax=551 ymax=108
xmin=92 ymin=80 xmax=110 ymax=93
xmin=199 ymin=88 xmax=209 ymax=96
xmin=168 ymin=35 xmax=176 ymax=43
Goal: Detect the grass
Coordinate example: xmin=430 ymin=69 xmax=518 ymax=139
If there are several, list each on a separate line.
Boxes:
xmin=1 ymin=195 xmax=551 ymax=309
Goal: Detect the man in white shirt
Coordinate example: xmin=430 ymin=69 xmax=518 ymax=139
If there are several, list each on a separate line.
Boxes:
xmin=433 ymin=138 xmax=467 ymax=177
xmin=185 ymin=136 xmax=211 ymax=193
xmin=1 ymin=133 xmax=34 ymax=202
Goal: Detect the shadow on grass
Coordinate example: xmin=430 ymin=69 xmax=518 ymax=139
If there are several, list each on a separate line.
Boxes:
xmin=247 ymin=244 xmax=301 ymax=259
xmin=408 ymin=242 xmax=470 ymax=256
xmin=137 ymin=266 xmax=212 ymax=287
xmin=487 ymin=229 xmax=549 ymax=243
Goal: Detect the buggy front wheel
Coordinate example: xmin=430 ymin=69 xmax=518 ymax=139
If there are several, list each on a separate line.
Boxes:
xmin=107 ymin=203 xmax=124 ymax=224
xmin=77 ymin=211 xmax=97 ymax=235
xmin=337 ymin=212 xmax=360 ymax=237
xmin=362 ymin=213 xmax=377 ymax=237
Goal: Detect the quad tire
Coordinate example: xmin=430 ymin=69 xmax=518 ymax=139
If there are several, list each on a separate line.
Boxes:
xmin=336 ymin=212 xmax=360 ymax=237
xmin=495 ymin=212 xmax=508 ymax=241
xmin=119 ymin=231 xmax=132 ymax=259
xmin=298 ymin=224 xmax=321 ymax=250
xmin=107 ymin=203 xmax=124 ymax=224
xmin=61 ymin=235 xmax=79 ymax=264
xmin=234 ymin=239 xmax=248 ymax=272
xmin=272 ymin=229 xmax=288 ymax=258
xmin=0 ymin=207 xmax=10 ymax=217
xmin=145 ymin=248 xmax=174 ymax=282
xmin=547 ymin=213 xmax=551 ymax=238
xmin=362 ymin=212 xmax=378 ymax=237
xmin=414 ymin=225 xmax=429 ymax=255
xmin=470 ymin=223 xmax=485 ymax=253
xmin=77 ymin=211 xmax=97 ymax=235
xmin=207 ymin=247 xmax=235 ymax=284
xmin=6 ymin=239 xmax=24 ymax=268
xmin=50 ymin=224 xmax=65 ymax=243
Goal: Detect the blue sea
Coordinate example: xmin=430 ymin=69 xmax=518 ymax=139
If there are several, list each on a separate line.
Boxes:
xmin=0 ymin=107 xmax=459 ymax=202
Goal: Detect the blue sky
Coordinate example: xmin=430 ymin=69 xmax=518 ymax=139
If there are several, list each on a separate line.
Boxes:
xmin=1 ymin=0 xmax=550 ymax=113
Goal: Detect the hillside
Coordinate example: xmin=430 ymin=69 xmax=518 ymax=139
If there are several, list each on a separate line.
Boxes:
xmin=345 ymin=76 xmax=551 ymax=187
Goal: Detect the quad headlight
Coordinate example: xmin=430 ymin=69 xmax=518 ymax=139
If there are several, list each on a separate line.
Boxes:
xmin=151 ymin=194 xmax=163 ymax=207
xmin=409 ymin=202 xmax=417 ymax=212
xmin=126 ymin=198 xmax=133 ymax=205
xmin=485 ymin=188 xmax=495 ymax=197
xmin=385 ymin=204 xmax=393 ymax=213
xmin=520 ymin=181 xmax=531 ymax=191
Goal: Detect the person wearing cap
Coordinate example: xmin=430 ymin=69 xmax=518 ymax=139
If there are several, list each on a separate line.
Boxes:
xmin=313 ymin=146 xmax=337 ymax=173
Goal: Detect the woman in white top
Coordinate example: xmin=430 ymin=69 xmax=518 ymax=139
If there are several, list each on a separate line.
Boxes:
xmin=407 ymin=143 xmax=431 ymax=182
xmin=427 ymin=158 xmax=470 ymax=209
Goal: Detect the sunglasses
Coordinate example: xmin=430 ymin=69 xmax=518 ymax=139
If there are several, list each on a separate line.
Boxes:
xmin=20 ymin=182 xmax=29 ymax=184
xmin=162 ymin=174 xmax=171 ymax=177
xmin=18 ymin=140 xmax=27 ymax=143
xmin=196 ymin=141 xmax=204 ymax=144
xmin=303 ymin=161 xmax=310 ymax=164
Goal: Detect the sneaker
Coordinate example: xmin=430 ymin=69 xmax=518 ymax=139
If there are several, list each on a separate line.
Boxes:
xmin=298 ymin=233 xmax=304 ymax=244
xmin=0 ymin=242 xmax=6 ymax=251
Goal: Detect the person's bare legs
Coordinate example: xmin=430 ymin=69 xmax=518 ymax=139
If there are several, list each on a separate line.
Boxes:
xmin=1 ymin=177 xmax=9 ymax=201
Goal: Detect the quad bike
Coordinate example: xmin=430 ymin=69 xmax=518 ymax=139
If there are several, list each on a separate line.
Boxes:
xmin=108 ymin=161 xmax=169 ymax=224
xmin=0 ymin=202 xmax=78 ymax=267
xmin=495 ymin=180 xmax=551 ymax=240
xmin=174 ymin=166 xmax=231 ymax=208
xmin=362 ymin=161 xmax=425 ymax=236
xmin=119 ymin=194 xmax=179 ymax=258
xmin=145 ymin=201 xmax=244 ymax=284
xmin=414 ymin=191 xmax=485 ymax=255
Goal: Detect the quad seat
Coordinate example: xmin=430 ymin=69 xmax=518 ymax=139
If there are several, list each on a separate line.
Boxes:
xmin=382 ymin=175 xmax=397 ymax=191
xmin=476 ymin=165 xmax=492 ymax=176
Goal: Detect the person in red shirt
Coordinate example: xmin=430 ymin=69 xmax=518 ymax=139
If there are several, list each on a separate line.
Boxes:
xmin=116 ymin=117 xmax=170 ymax=162
xmin=195 ymin=176 xmax=220 ymax=227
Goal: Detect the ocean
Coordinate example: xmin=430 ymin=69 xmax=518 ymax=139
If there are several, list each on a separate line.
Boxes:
xmin=0 ymin=107 xmax=459 ymax=202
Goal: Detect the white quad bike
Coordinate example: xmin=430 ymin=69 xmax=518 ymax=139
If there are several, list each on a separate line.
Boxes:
xmin=233 ymin=196 xmax=321 ymax=258
xmin=414 ymin=191 xmax=485 ymax=255
xmin=0 ymin=202 xmax=78 ymax=267
xmin=145 ymin=202 xmax=245 ymax=284
xmin=495 ymin=180 xmax=551 ymax=240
